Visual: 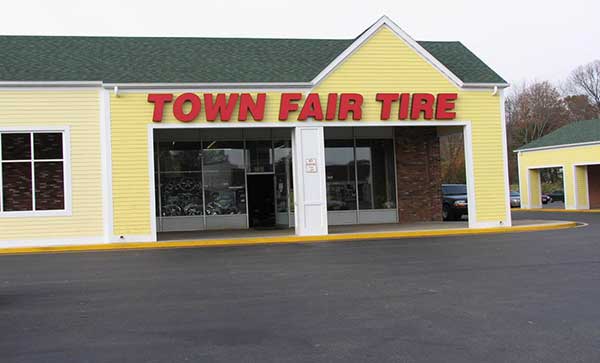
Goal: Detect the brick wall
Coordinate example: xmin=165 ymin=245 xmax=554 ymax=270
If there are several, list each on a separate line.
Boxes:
xmin=588 ymin=165 xmax=600 ymax=209
xmin=395 ymin=127 xmax=442 ymax=222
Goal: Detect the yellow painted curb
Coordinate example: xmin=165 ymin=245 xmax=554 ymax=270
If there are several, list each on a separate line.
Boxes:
xmin=0 ymin=221 xmax=578 ymax=256
xmin=515 ymin=208 xmax=600 ymax=213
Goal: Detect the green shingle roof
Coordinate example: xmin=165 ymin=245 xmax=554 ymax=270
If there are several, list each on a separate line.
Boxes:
xmin=419 ymin=41 xmax=506 ymax=84
xmin=517 ymin=119 xmax=600 ymax=151
xmin=0 ymin=35 xmax=506 ymax=84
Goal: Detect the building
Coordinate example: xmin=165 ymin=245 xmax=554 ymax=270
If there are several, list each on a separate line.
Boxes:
xmin=517 ymin=119 xmax=600 ymax=209
xmin=0 ymin=16 xmax=511 ymax=247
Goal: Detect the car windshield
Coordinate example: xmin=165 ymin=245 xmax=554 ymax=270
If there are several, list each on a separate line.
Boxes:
xmin=443 ymin=185 xmax=467 ymax=195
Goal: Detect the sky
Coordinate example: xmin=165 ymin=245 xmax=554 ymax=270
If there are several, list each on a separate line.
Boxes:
xmin=0 ymin=0 xmax=598 ymax=87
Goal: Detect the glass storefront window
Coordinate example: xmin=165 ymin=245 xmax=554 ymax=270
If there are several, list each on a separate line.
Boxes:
xmin=246 ymin=140 xmax=273 ymax=173
xmin=153 ymin=127 xmax=398 ymax=230
xmin=325 ymin=139 xmax=357 ymax=211
xmin=203 ymin=140 xmax=246 ymax=216
xmin=356 ymin=139 xmax=396 ymax=209
xmin=157 ymin=141 xmax=203 ymax=217
xmin=159 ymin=141 xmax=202 ymax=172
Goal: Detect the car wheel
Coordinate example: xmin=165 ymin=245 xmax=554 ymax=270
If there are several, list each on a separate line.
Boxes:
xmin=443 ymin=204 xmax=453 ymax=221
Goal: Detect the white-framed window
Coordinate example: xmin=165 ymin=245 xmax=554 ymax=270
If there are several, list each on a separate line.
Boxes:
xmin=0 ymin=127 xmax=71 ymax=217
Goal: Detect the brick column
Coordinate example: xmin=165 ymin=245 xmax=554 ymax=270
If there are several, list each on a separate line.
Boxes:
xmin=395 ymin=127 xmax=442 ymax=222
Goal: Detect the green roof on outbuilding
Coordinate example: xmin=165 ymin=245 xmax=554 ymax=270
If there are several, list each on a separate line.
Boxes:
xmin=0 ymin=35 xmax=506 ymax=84
xmin=517 ymin=119 xmax=600 ymax=151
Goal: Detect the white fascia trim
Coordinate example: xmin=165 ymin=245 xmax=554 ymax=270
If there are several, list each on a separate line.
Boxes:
xmin=516 ymin=140 xmax=600 ymax=153
xmin=462 ymin=82 xmax=510 ymax=89
xmin=103 ymin=82 xmax=312 ymax=90
xmin=310 ymin=15 xmax=464 ymax=89
xmin=113 ymin=87 xmax=312 ymax=94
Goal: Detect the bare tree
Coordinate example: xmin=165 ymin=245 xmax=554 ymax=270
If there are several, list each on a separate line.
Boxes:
xmin=506 ymin=81 xmax=569 ymax=183
xmin=564 ymin=95 xmax=598 ymax=121
xmin=440 ymin=133 xmax=465 ymax=184
xmin=566 ymin=60 xmax=600 ymax=116
xmin=507 ymin=81 xmax=569 ymax=146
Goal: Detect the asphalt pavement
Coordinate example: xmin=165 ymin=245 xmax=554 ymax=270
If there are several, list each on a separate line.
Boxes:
xmin=1 ymin=211 xmax=600 ymax=363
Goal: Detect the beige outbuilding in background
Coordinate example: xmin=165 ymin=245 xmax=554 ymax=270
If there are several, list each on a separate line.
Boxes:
xmin=517 ymin=119 xmax=600 ymax=210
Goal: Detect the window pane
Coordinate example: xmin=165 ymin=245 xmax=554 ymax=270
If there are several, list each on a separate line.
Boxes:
xmin=355 ymin=143 xmax=373 ymax=209
xmin=159 ymin=172 xmax=203 ymax=216
xmin=273 ymin=140 xmax=290 ymax=213
xmin=2 ymin=162 xmax=32 ymax=211
xmin=157 ymin=140 xmax=203 ymax=217
xmin=158 ymin=141 xmax=202 ymax=172
xmin=356 ymin=139 xmax=396 ymax=209
xmin=246 ymin=140 xmax=273 ymax=173
xmin=34 ymin=133 xmax=63 ymax=159
xmin=203 ymin=140 xmax=246 ymax=215
xmin=325 ymin=139 xmax=356 ymax=210
xmin=34 ymin=161 xmax=64 ymax=210
xmin=2 ymin=133 xmax=31 ymax=160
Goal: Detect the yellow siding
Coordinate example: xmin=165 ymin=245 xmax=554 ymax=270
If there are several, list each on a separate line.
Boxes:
xmin=575 ymin=166 xmax=588 ymax=208
xmin=528 ymin=169 xmax=541 ymax=207
xmin=0 ymin=90 xmax=103 ymax=241
xmin=110 ymin=26 xmax=510 ymax=235
xmin=518 ymin=144 xmax=600 ymax=209
xmin=312 ymin=27 xmax=508 ymax=224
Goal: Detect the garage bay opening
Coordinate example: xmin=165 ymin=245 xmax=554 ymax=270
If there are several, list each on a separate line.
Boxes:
xmin=525 ymin=166 xmax=565 ymax=209
xmin=324 ymin=126 xmax=469 ymax=225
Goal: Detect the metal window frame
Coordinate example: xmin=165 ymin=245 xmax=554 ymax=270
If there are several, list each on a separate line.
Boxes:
xmin=325 ymin=126 xmax=399 ymax=225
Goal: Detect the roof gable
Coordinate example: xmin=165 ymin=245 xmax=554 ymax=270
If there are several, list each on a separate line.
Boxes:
xmin=517 ymin=119 xmax=600 ymax=151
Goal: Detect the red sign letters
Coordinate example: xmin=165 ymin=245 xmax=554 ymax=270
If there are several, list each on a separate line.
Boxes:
xmin=147 ymin=92 xmax=458 ymax=122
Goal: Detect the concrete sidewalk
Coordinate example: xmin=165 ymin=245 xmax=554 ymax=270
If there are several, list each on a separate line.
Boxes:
xmin=158 ymin=219 xmax=567 ymax=242
xmin=0 ymin=219 xmax=577 ymax=256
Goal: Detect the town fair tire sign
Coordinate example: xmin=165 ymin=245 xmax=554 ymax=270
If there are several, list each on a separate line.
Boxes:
xmin=147 ymin=92 xmax=458 ymax=122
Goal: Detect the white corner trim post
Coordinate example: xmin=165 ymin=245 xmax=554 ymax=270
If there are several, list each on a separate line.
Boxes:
xmin=100 ymin=89 xmax=115 ymax=243
xmin=462 ymin=123 xmax=478 ymax=228
xmin=291 ymin=126 xmax=328 ymax=236
xmin=499 ymin=89 xmax=512 ymax=226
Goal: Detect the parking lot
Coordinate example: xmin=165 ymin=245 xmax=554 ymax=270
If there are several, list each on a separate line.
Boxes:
xmin=1 ymin=211 xmax=599 ymax=362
